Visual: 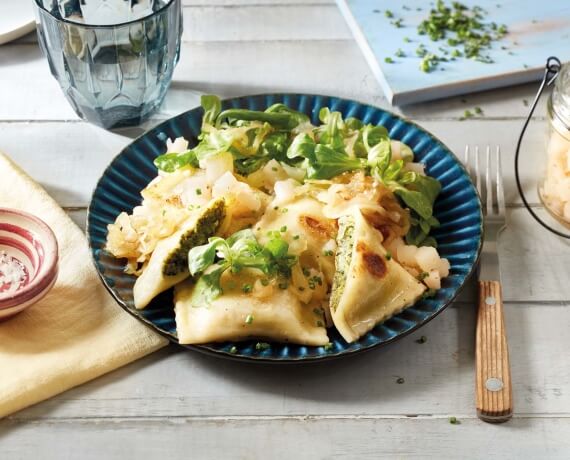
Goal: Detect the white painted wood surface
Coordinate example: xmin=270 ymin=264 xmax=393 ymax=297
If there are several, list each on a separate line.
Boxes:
xmin=1 ymin=1 xmax=568 ymax=459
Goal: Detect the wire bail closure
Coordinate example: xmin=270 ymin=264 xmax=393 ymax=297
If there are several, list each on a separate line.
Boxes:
xmin=515 ymin=56 xmax=570 ymax=239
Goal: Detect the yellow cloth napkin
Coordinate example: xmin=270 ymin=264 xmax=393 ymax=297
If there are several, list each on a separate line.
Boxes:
xmin=0 ymin=152 xmax=168 ymax=418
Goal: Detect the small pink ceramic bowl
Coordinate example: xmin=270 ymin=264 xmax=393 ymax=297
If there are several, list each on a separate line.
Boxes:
xmin=0 ymin=208 xmax=58 ymax=320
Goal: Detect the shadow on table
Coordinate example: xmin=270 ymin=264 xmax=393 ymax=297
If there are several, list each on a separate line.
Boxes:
xmin=179 ymin=303 xmax=478 ymax=410
xmin=2 ymin=41 xmax=42 ymax=65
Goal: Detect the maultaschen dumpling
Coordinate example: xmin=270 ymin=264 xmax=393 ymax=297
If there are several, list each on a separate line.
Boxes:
xmin=133 ymin=198 xmax=226 ymax=309
xmin=330 ymin=208 xmax=426 ymax=343
xmin=174 ymin=275 xmax=329 ymax=346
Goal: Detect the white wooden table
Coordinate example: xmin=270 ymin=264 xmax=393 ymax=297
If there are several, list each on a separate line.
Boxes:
xmin=2 ymin=1 xmax=570 ymax=458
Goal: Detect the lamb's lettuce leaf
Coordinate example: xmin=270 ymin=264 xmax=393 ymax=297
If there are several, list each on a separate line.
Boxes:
xmin=154 ymin=150 xmax=198 ymax=172
xmin=187 ymin=229 xmax=298 ymax=303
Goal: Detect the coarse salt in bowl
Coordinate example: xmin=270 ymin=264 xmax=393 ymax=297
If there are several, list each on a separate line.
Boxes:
xmin=0 ymin=208 xmax=58 ymax=320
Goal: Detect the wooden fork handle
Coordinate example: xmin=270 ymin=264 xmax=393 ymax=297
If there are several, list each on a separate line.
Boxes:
xmin=476 ymin=280 xmax=513 ymax=423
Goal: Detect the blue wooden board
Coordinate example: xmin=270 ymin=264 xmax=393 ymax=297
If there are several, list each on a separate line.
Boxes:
xmin=336 ymin=0 xmax=570 ymax=105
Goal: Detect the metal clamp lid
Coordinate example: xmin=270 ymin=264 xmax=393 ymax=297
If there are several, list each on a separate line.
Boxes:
xmin=515 ymin=56 xmax=570 ymax=239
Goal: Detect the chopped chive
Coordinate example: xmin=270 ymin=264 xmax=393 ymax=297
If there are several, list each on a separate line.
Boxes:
xmin=261 ymin=278 xmax=270 ymax=286
xmin=323 ymin=249 xmax=334 ymax=256
xmin=273 ymin=206 xmax=279 ymax=210
xmin=415 ymin=1 xmax=508 ymax=66
xmin=229 ymin=346 xmax=237 ymax=354
xmin=419 ymin=53 xmax=440 ymax=72
xmin=242 ymin=283 xmax=252 ymax=293
xmin=385 ymin=57 xmax=394 ymax=64
xmin=404 ymin=37 xmax=411 ymax=43
xmin=255 ymin=342 xmax=270 ymax=351
xmin=391 ymin=18 xmax=403 ymax=28
xmin=281 ymin=208 xmax=289 ymax=213
xmin=460 ymin=109 xmax=474 ymax=121
xmin=271 ymin=167 xmax=278 ymax=171
xmin=293 ymin=235 xmax=300 ymax=240
xmin=396 ymin=377 xmax=405 ymax=384
xmin=245 ymin=314 xmax=254 ymax=324
xmin=449 ymin=416 xmax=460 ymax=425
xmin=474 ymin=106 xmax=483 ymax=115
xmin=385 ymin=9 xmax=394 ymax=18
xmin=324 ymin=342 xmax=334 ymax=351
xmin=415 ymin=335 xmax=427 ymax=344
xmin=395 ymin=49 xmax=405 ymax=58
xmin=280 ymin=225 xmax=287 ymax=232
xmin=385 ymin=251 xmax=392 ymax=260
xmin=195 ymin=188 xmax=202 ymax=195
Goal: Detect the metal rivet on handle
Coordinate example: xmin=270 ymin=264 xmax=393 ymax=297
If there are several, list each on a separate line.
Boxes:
xmin=485 ymin=296 xmax=496 ymax=305
xmin=485 ymin=377 xmax=504 ymax=392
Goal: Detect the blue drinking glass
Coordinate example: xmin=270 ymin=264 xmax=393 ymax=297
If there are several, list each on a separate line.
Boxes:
xmin=33 ymin=0 xmax=183 ymax=129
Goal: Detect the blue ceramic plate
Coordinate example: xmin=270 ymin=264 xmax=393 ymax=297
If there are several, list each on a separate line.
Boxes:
xmin=87 ymin=94 xmax=482 ymax=362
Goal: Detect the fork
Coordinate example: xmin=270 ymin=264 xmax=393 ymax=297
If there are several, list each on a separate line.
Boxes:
xmin=464 ymin=145 xmax=513 ymax=423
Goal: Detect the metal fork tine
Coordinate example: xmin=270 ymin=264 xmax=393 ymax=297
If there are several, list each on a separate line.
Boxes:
xmin=496 ymin=146 xmax=506 ymax=216
xmin=475 ymin=146 xmax=481 ymax=200
xmin=485 ymin=146 xmax=493 ymax=215
xmin=464 ymin=145 xmax=470 ymax=175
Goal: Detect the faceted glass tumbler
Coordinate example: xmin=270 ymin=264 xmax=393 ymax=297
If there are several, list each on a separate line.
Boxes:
xmin=33 ymin=0 xmax=183 ymax=129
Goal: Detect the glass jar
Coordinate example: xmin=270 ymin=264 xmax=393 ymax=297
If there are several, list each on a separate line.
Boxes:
xmin=541 ymin=63 xmax=570 ymax=227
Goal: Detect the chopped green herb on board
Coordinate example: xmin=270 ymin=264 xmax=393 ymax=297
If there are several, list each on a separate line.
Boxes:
xmin=383 ymin=1 xmax=509 ymax=72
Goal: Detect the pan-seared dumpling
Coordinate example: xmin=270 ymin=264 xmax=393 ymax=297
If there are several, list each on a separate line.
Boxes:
xmin=133 ymin=198 xmax=226 ymax=309
xmin=254 ymin=194 xmax=337 ymax=284
xmin=174 ymin=270 xmax=329 ymax=346
xmin=330 ymin=209 xmax=426 ymax=343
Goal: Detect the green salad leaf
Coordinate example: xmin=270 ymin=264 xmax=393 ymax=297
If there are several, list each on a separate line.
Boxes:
xmin=153 ymin=150 xmax=199 ymax=172
xmin=201 ymin=95 xmax=222 ymax=127
xmin=265 ymin=103 xmax=310 ymax=128
xmin=187 ymin=229 xmax=298 ymax=303
xmin=306 ymin=144 xmax=366 ymax=180
xmin=154 ymin=95 xmax=443 ymax=249
xmin=287 ymin=133 xmax=316 ymax=161
xmin=317 ymin=108 xmax=346 ymax=152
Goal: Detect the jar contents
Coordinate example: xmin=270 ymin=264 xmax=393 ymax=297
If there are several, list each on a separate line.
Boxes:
xmin=542 ymin=61 xmax=570 ymax=226
xmin=0 ymin=251 xmax=28 ymax=294
xmin=542 ymin=127 xmax=570 ymax=224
